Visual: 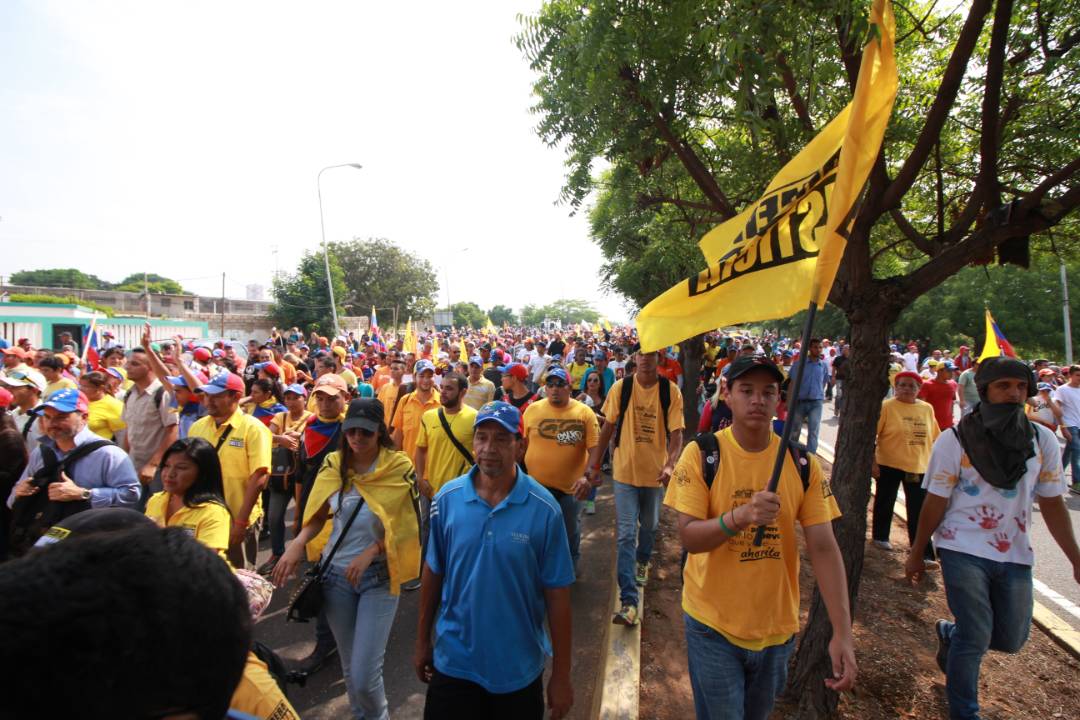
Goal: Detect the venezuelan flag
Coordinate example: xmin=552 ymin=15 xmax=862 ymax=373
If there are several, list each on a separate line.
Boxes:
xmin=978 ymin=309 xmax=1017 ymax=360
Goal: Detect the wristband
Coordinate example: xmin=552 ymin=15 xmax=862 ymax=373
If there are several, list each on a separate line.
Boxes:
xmin=718 ymin=511 xmax=737 ymax=537
xmin=233 ymin=518 xmax=249 ymax=528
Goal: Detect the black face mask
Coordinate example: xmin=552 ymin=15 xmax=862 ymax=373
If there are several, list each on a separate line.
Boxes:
xmin=955 ymin=402 xmax=1035 ymax=490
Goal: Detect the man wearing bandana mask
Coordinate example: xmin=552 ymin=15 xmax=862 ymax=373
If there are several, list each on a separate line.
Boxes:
xmin=904 ymin=357 xmax=1080 ymax=720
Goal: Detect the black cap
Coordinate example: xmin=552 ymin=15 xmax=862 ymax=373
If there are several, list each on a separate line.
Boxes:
xmin=726 ymin=355 xmax=785 ymax=384
xmin=343 ymin=398 xmax=384 ymax=432
xmin=34 ymin=508 xmax=157 ymax=548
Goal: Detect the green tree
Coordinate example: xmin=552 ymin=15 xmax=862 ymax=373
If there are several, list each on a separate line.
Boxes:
xmin=270 ymin=250 xmax=346 ymax=335
xmin=9 ymin=268 xmax=111 ymax=290
xmin=519 ymin=1 xmax=1080 ymax=712
xmin=332 ymin=238 xmax=438 ymax=321
xmin=114 ymin=273 xmax=187 ymax=295
xmin=488 ymin=304 xmax=517 ymax=326
xmin=450 ymin=301 xmax=487 ymax=329
xmin=519 ymin=304 xmax=545 ymax=326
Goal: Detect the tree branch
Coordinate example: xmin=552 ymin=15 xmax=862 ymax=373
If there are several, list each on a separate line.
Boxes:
xmin=978 ymin=0 xmax=1013 ymax=211
xmin=1019 ymin=156 xmax=1080 ymax=211
xmin=636 ymin=194 xmax=724 ymax=213
xmin=889 ymin=207 xmax=939 ymax=256
xmin=618 ymin=66 xmax=737 ymax=218
xmin=878 ymin=0 xmax=993 ymax=211
xmin=775 ymin=51 xmax=814 ymax=131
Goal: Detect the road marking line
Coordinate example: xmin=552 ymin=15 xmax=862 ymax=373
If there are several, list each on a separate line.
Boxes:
xmin=1034 ymin=578 xmax=1080 ymax=621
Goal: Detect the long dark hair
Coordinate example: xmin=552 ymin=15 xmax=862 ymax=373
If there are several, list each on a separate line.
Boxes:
xmin=251 ymin=378 xmax=284 ymax=404
xmin=160 ymin=438 xmax=231 ymax=515
xmin=339 ymin=413 xmax=393 ymax=497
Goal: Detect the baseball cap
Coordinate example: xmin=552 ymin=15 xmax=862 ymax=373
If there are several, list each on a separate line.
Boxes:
xmin=33 ymin=507 xmax=157 ymax=548
xmin=1 ymin=346 xmax=28 ymax=359
xmin=197 ymin=372 xmax=245 ymax=395
xmin=332 ymin=346 xmax=347 ymax=359
xmin=343 ymin=398 xmax=384 ymax=433
xmin=499 ymin=363 xmax=529 ymax=381
xmin=1037 ymin=382 xmax=1054 ymax=392
xmin=312 ymin=373 xmax=348 ymax=396
xmin=1038 ymin=368 xmax=1056 ymax=377
xmin=725 ymin=356 xmax=785 ymax=385
xmin=474 ymin=401 xmax=521 ymax=435
xmin=284 ymin=383 xmax=308 ymax=397
xmin=0 ymin=387 xmax=12 ymax=408
xmin=165 ymin=372 xmax=209 ymax=391
xmin=253 ymin=362 xmax=281 ymax=378
xmin=468 ymin=355 xmax=483 ymax=366
xmin=545 ymin=367 xmax=570 ymax=384
xmin=415 ymin=360 xmax=436 ymax=375
xmin=0 ymin=368 xmax=47 ymax=392
xmin=593 ymin=352 xmax=608 ymax=362
xmin=193 ymin=347 xmax=212 ymax=363
xmin=33 ymin=388 xmax=90 ymax=414
xmin=105 ymin=367 xmax=127 ymax=383
xmin=938 ymin=360 xmax=956 ymax=371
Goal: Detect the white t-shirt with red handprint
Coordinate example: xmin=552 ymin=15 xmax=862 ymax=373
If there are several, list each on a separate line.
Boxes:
xmin=922 ymin=422 xmax=1066 ymax=566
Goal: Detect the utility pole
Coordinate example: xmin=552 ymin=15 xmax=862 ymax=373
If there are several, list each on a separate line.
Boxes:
xmin=1062 ymin=261 xmax=1073 ymax=365
xmin=144 ymin=272 xmax=150 ymax=319
xmin=220 ymin=273 xmax=226 ymax=338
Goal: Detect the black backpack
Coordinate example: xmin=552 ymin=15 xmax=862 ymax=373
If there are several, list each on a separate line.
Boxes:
xmin=694 ymin=430 xmax=811 ymax=492
xmin=613 ymin=376 xmax=672 ymax=448
xmin=8 ymin=440 xmax=114 ymax=556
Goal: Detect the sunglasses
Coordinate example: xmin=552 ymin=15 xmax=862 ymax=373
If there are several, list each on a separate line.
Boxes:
xmin=346 ymin=427 xmax=376 ymax=437
xmin=546 ymin=379 xmax=568 ymax=388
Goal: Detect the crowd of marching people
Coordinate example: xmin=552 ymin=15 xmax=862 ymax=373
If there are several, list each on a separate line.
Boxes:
xmin=0 ymin=320 xmax=1077 ymax=720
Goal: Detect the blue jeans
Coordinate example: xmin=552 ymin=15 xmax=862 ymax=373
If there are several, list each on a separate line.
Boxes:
xmin=939 ymin=549 xmax=1032 ymax=720
xmin=323 ymin=563 xmax=400 ymax=720
xmin=790 ymin=399 xmax=823 ymax=453
xmin=684 ymin=614 xmax=794 ymax=720
xmin=1061 ymin=426 xmax=1080 ymax=480
xmin=613 ymin=480 xmax=663 ymax=607
xmin=549 ymin=488 xmax=582 ymax=568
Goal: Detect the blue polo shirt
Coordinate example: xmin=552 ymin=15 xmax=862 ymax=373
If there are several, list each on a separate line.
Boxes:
xmin=427 ymin=466 xmax=574 ymax=693
xmin=794 ymin=359 xmax=828 ymax=401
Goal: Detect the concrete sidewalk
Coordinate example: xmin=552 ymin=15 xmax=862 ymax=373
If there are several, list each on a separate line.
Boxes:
xmin=253 ymin=479 xmax=618 ymax=719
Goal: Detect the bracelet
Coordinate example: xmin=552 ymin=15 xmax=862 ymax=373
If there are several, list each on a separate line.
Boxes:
xmin=718 ymin=511 xmax=737 ymax=537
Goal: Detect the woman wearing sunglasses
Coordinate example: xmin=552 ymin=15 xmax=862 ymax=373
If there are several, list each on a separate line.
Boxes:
xmin=272 ymin=398 xmax=420 ymax=720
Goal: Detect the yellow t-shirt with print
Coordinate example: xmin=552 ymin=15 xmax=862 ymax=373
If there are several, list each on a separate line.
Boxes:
xmin=45 ymin=377 xmax=77 ymax=397
xmin=87 ymin=395 xmax=126 ymax=440
xmin=416 ymin=405 xmax=477 ymax=492
xmin=601 ymin=377 xmax=685 ymax=487
xmin=144 ymin=491 xmax=231 ymax=558
xmin=567 ymin=362 xmax=591 ymax=387
xmin=391 ymin=389 xmax=440 ymax=464
xmin=663 ymin=428 xmax=840 ymax=649
xmin=875 ymin=397 xmax=940 ymax=474
xmin=187 ymin=410 xmax=272 ymax=524
xmin=230 ymin=652 xmax=299 ymax=720
xmin=523 ymin=398 xmax=600 ymax=494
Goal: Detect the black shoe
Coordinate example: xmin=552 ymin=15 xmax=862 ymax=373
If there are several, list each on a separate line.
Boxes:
xmin=295 ymin=643 xmax=338 ymax=676
xmin=402 ymin=578 xmax=421 ymax=591
xmin=935 ymin=619 xmax=951 ymax=674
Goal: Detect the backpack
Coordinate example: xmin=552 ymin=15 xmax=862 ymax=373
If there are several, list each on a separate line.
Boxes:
xmin=251 ymin=640 xmax=293 ymax=695
xmin=123 ymin=384 xmax=165 ymax=410
xmin=695 ymin=430 xmax=811 ymax=493
xmin=8 ymin=440 xmax=114 ymax=556
xmin=613 ymin=376 xmax=671 ymax=448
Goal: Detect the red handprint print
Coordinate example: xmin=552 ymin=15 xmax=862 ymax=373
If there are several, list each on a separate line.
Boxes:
xmin=987 ymin=532 xmax=1011 ymax=553
xmin=1014 ymin=511 xmax=1027 ymax=533
xmin=939 ymin=526 xmax=957 ymax=540
xmin=968 ymin=505 xmax=1004 ymax=530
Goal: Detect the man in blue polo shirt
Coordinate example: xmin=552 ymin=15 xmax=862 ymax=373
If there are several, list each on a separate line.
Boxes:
xmin=414 ymin=401 xmax=575 ymax=720
xmin=789 ymin=337 xmax=828 ymax=453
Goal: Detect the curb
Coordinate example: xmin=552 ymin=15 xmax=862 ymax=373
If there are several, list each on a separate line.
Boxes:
xmin=594 ymin=559 xmax=643 ymax=720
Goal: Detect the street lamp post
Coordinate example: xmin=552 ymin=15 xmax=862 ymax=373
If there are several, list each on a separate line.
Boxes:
xmin=317 ymin=163 xmax=363 ymax=336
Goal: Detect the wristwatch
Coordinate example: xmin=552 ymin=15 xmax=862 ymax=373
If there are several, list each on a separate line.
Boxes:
xmin=80 ymin=488 xmax=92 ymax=501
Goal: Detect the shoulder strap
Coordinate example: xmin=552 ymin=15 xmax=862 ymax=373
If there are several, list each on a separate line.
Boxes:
xmin=153 ymin=385 xmax=165 ymax=409
xmin=388 ymin=387 xmax=411 ymax=433
xmin=214 ymin=425 xmax=234 ymax=453
xmin=318 ymin=490 xmax=366 ymax=576
xmin=695 ymin=431 xmax=721 ymax=490
xmin=438 ymin=408 xmax=475 ymax=466
xmin=613 ymin=378 xmax=635 ymax=448
xmin=21 ymin=415 xmax=34 ymax=441
xmin=659 ymin=377 xmax=671 ymax=438
xmin=33 ymin=440 xmax=115 ymax=487
xmin=786 ymin=441 xmax=811 ymax=492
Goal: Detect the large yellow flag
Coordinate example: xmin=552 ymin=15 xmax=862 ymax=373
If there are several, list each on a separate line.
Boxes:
xmin=636 ymin=0 xmax=897 ymax=352
xmin=404 ymin=317 xmax=417 ymax=354
xmin=431 ymin=334 xmax=440 ymax=358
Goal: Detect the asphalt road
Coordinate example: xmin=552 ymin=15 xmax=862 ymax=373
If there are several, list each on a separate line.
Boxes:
xmin=252 ymin=480 xmax=617 ymax=719
xmin=813 ymin=400 xmax=1080 ymax=632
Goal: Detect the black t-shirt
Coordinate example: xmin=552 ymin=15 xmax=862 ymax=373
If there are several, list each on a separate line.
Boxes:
xmin=548 ymin=339 xmax=566 ymax=358
xmin=833 ymin=356 xmax=849 ymax=380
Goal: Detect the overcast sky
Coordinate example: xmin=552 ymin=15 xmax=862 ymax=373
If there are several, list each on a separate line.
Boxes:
xmin=0 ymin=1 xmax=630 ymax=321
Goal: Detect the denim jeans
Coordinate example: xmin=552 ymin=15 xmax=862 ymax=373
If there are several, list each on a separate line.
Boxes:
xmin=613 ymin=480 xmax=663 ymax=607
xmin=790 ymin=399 xmax=824 ymax=453
xmin=1061 ymin=426 xmax=1080 ymax=480
xmin=323 ymin=563 xmax=399 ymax=720
xmin=939 ymin=549 xmax=1032 ymax=720
xmin=266 ymin=481 xmax=291 ymax=557
xmin=549 ymin=488 xmax=582 ymax=568
xmin=684 ymin=613 xmax=794 ymax=720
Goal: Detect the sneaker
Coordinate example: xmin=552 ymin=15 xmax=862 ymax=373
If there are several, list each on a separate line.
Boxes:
xmin=585 ymin=500 xmax=596 ymax=515
xmin=1071 ymin=481 xmax=1080 ymax=494
xmin=612 ymin=604 xmax=639 ymax=626
xmin=402 ymin=578 xmax=421 ymax=591
xmin=935 ymin=619 xmax=952 ymax=674
xmin=256 ymin=555 xmax=280 ymax=577
xmin=872 ymin=540 xmax=893 ymax=551
xmin=635 ymin=561 xmax=650 ymax=586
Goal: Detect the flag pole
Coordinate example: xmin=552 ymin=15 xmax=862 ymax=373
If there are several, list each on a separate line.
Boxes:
xmin=752 ymin=297 xmax=819 ymax=546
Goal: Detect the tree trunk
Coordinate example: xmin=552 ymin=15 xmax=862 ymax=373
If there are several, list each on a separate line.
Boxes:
xmin=786 ymin=302 xmax=897 ymax=717
xmin=680 ymin=333 xmax=705 ymax=433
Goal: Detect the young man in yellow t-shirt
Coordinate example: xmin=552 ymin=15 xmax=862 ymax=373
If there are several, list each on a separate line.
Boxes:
xmin=663 ymin=356 xmax=856 ymax=719
xmin=587 ymin=347 xmax=685 ymax=626
xmin=523 ymin=367 xmax=599 ymax=569
xmin=416 ymin=372 xmax=476 ymax=549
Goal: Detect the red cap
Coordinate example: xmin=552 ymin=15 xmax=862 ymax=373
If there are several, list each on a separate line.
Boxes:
xmin=1 ymin=347 xmax=28 ymax=359
xmin=0 ymin=387 xmax=13 ymax=408
xmin=894 ymin=371 xmax=923 ymax=385
xmin=193 ymin=347 xmax=212 ymax=362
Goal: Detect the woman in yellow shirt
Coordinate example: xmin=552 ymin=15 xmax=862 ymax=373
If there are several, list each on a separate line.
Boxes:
xmin=144 ymin=437 xmax=232 ymax=560
xmin=871 ymin=370 xmax=941 ymax=561
xmin=79 ymin=371 xmax=126 ymax=440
